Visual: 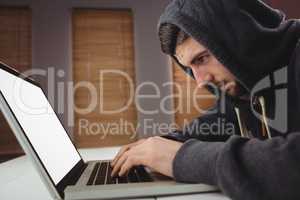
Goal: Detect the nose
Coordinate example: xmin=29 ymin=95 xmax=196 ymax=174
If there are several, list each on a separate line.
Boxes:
xmin=192 ymin=68 xmax=213 ymax=88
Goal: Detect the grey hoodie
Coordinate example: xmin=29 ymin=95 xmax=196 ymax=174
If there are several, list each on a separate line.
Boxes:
xmin=158 ymin=0 xmax=300 ymax=199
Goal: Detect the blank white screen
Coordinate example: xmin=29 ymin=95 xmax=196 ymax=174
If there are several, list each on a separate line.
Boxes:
xmin=0 ymin=68 xmax=81 ymax=184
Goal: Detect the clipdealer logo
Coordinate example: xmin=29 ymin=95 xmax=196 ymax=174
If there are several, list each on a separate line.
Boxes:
xmin=251 ymin=67 xmax=288 ymax=133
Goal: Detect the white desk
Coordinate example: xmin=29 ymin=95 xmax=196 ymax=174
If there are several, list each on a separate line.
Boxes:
xmin=0 ymin=147 xmax=229 ymax=200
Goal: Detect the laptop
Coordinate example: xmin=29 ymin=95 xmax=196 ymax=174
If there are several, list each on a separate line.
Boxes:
xmin=0 ymin=62 xmax=218 ymax=200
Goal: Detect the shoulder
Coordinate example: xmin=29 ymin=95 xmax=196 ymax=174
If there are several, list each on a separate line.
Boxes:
xmin=288 ymin=39 xmax=300 ymax=72
xmin=288 ymin=39 xmax=300 ymax=101
xmin=293 ymin=39 xmax=300 ymax=61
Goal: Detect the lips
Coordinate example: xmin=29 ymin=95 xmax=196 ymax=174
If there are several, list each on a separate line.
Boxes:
xmin=197 ymin=81 xmax=236 ymax=93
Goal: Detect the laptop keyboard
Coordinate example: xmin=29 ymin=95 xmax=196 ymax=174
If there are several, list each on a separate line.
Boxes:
xmin=86 ymin=161 xmax=153 ymax=185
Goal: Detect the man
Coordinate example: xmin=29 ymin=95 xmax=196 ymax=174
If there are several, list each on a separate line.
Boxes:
xmin=111 ymin=0 xmax=300 ymax=199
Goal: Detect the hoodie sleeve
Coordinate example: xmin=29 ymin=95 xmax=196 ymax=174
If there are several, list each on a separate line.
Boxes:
xmin=162 ymin=98 xmax=240 ymax=143
xmin=173 ymin=133 xmax=300 ymax=200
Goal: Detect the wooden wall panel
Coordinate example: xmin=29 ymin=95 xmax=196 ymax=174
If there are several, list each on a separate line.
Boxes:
xmin=0 ymin=7 xmax=31 ymax=160
xmin=73 ymin=9 xmax=137 ymax=148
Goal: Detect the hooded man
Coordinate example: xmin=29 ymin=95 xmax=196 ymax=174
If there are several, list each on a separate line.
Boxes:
xmin=111 ymin=0 xmax=300 ymax=199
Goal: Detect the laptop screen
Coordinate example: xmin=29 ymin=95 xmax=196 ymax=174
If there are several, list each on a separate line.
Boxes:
xmin=0 ymin=67 xmax=81 ymax=185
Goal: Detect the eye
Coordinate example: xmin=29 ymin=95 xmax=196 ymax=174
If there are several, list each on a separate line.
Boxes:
xmin=192 ymin=54 xmax=210 ymax=66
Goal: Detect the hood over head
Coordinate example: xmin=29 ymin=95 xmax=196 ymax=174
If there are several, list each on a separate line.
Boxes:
xmin=158 ymin=0 xmax=300 ymax=93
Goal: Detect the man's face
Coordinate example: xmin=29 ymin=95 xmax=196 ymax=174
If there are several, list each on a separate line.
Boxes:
xmin=175 ymin=37 xmax=241 ymax=97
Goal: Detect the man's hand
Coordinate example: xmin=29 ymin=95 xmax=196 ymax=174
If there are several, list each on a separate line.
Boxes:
xmin=110 ymin=136 xmax=183 ymax=178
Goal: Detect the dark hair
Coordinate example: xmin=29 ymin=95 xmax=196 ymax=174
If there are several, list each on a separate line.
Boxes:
xmin=158 ymin=23 xmax=189 ymax=55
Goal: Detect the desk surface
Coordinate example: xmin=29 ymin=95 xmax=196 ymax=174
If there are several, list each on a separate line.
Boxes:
xmin=0 ymin=147 xmax=229 ymax=200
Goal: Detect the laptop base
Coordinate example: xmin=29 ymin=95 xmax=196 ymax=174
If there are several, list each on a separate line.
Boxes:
xmin=65 ymin=181 xmax=219 ymax=200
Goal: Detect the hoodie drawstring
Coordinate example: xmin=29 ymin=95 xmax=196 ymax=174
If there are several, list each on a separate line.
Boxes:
xmin=234 ymin=107 xmax=247 ymax=138
xmin=258 ymin=96 xmax=272 ymax=139
xmin=234 ymin=96 xmax=272 ymax=139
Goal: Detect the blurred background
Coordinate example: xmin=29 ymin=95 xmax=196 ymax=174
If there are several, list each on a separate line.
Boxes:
xmin=0 ymin=0 xmax=298 ymax=163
